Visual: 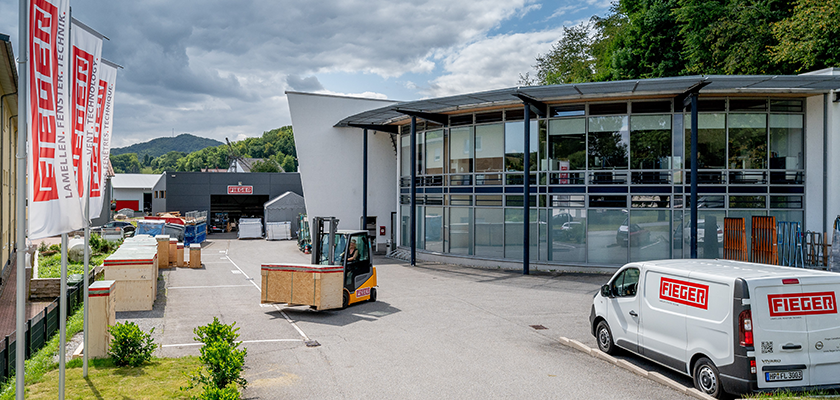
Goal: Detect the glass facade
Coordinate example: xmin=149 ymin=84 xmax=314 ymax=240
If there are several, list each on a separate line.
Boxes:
xmin=399 ymin=98 xmax=805 ymax=266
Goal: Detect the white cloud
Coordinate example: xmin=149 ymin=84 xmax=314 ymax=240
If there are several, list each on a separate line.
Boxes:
xmin=426 ymin=28 xmax=565 ymax=97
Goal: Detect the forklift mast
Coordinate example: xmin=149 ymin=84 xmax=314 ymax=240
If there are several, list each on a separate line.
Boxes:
xmin=311 ymin=217 xmax=339 ymax=265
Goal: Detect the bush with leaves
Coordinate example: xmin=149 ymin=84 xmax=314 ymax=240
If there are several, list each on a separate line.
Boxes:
xmin=108 ymin=322 xmax=157 ymax=367
xmin=183 ymin=318 xmax=247 ymax=399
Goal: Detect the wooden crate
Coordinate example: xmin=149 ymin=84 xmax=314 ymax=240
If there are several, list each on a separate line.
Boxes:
xmin=104 ymin=246 xmax=158 ymax=312
xmin=156 ymin=235 xmax=171 ymax=269
xmin=261 ymin=264 xmax=344 ymax=310
xmin=189 ymin=244 xmax=201 ymax=268
xmin=177 ymin=243 xmax=184 ymax=267
xmin=168 ymin=238 xmax=177 ymax=266
xmin=88 ymin=280 xmax=116 ymax=358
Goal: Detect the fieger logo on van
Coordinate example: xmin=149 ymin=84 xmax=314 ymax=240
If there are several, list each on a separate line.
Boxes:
xmin=355 ymin=287 xmax=370 ymax=297
xmin=768 ymin=292 xmax=837 ymax=317
xmin=659 ymin=278 xmax=709 ymax=310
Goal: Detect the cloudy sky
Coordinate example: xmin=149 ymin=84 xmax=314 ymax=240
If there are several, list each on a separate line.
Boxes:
xmin=1 ymin=0 xmax=610 ymax=148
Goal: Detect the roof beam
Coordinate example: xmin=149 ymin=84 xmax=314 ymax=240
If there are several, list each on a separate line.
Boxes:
xmin=513 ymin=92 xmax=547 ymax=118
xmin=675 ymin=79 xmax=712 ymax=108
xmin=346 ymin=123 xmax=399 ymax=134
xmin=394 ymin=108 xmax=449 ymax=126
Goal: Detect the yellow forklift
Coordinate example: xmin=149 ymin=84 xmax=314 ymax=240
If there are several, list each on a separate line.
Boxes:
xmin=311 ymin=217 xmax=378 ymax=308
xmin=261 ymin=217 xmax=377 ymax=309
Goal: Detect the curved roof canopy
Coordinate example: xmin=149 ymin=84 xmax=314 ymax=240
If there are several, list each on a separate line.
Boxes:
xmin=336 ymin=75 xmax=840 ymax=129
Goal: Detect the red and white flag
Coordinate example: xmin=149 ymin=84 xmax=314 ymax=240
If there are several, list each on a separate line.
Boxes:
xmin=27 ymin=0 xmax=84 ymax=239
xmin=89 ymin=59 xmax=118 ymax=219
xmin=70 ymin=18 xmax=104 ymax=205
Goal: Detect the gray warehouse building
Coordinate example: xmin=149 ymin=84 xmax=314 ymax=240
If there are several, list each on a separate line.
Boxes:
xmin=152 ymin=172 xmax=303 ymax=230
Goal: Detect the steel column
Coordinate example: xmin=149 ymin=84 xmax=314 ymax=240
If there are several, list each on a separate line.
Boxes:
xmin=523 ymin=105 xmax=531 ymax=275
xmin=410 ymin=117 xmax=417 ymax=266
xmin=362 ymin=129 xmax=368 ymax=231
xmin=690 ymin=94 xmax=699 ymax=258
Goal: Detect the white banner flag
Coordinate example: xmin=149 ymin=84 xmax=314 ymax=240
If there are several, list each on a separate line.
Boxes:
xmin=27 ymin=0 xmax=84 ymax=239
xmin=70 ymin=18 xmax=104 ymax=209
xmin=89 ymin=59 xmax=118 ymax=219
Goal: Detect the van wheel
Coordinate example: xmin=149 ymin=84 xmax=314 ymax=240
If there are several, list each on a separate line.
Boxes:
xmin=369 ymin=288 xmax=377 ymax=302
xmin=595 ymin=321 xmax=616 ymax=355
xmin=693 ymin=357 xmax=723 ymax=398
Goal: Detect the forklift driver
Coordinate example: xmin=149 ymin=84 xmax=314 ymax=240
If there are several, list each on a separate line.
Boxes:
xmin=347 ymin=241 xmax=360 ymax=262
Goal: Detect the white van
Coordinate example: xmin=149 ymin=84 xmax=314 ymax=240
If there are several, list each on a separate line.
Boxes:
xmin=589 ymin=259 xmax=840 ymax=398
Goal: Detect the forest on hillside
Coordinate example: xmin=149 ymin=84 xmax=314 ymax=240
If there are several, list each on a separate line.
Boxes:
xmin=110 ymin=126 xmax=297 ymax=174
xmin=523 ymin=0 xmax=840 ymax=85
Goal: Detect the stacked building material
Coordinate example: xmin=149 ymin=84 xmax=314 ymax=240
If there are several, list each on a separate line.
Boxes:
xmin=260 ymin=263 xmax=343 ymax=310
xmin=103 ymin=238 xmax=159 ymax=312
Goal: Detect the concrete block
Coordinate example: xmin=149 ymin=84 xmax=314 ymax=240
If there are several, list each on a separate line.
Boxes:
xmin=567 ymin=339 xmax=592 ymax=355
xmin=648 ymin=371 xmax=687 ymax=394
xmin=616 ymin=359 xmax=649 ymax=377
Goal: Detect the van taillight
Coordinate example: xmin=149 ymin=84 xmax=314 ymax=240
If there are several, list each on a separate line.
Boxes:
xmin=739 ymin=310 xmax=753 ymax=347
xmin=750 ymin=359 xmax=756 ymax=374
xmin=782 ymin=278 xmax=799 ymax=285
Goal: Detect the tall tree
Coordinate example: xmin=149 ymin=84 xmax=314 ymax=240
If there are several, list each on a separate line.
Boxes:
xmin=532 ymin=23 xmax=596 ymax=85
xmin=610 ymin=0 xmax=685 ymax=80
xmin=770 ymin=0 xmax=840 ymax=72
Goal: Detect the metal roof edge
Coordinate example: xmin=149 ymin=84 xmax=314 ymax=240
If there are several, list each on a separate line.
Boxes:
xmin=285 ymin=90 xmax=402 ymax=103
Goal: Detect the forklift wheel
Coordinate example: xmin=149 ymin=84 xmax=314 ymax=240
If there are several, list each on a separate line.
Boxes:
xmin=369 ymin=288 xmax=377 ymax=302
xmin=342 ymin=291 xmax=349 ymax=309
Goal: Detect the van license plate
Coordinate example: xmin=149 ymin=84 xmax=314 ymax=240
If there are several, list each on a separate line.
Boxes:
xmin=765 ymin=371 xmax=803 ymax=382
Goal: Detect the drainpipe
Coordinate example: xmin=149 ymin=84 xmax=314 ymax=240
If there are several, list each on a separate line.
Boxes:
xmin=410 ymin=117 xmax=416 ymax=266
xmin=824 ymin=93 xmax=829 ymax=235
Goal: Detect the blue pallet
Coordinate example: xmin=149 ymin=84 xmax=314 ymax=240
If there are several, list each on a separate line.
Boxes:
xmin=185 ymin=223 xmax=207 ymax=246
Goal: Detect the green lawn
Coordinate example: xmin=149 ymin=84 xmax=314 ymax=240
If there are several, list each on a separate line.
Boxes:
xmin=23 ymin=357 xmax=202 ymax=399
xmin=37 ymin=253 xmax=109 ymax=279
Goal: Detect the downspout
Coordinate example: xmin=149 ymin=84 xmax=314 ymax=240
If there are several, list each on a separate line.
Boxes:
xmin=824 ymin=93 xmax=829 ymax=235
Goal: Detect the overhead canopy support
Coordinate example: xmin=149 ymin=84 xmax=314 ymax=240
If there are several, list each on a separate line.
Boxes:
xmin=678 ymin=79 xmax=711 ymax=259
xmin=513 ymin=93 xmax=547 ymax=118
xmin=395 ymin=108 xmax=449 ymax=126
xmin=346 ymin=123 xmax=399 ymax=134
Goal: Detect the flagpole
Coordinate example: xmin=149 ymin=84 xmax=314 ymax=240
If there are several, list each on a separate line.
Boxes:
xmin=16 ymin=0 xmax=29 ymax=397
xmin=83 ymin=166 xmax=91 ymax=377
xmin=59 ymin=233 xmax=68 ymax=399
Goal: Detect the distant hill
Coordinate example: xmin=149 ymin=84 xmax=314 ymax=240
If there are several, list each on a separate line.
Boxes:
xmin=111 ymin=134 xmax=224 ymax=159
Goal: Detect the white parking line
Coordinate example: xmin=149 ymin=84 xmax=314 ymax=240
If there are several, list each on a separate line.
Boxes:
xmin=168 ymin=285 xmax=253 ymax=289
xmin=161 ymin=338 xmax=303 ymax=348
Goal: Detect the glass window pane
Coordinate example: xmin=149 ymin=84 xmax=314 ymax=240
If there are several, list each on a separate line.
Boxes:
xmin=728 ymin=114 xmax=767 ymax=169
xmin=630 ymin=115 xmax=671 ymax=169
xmin=449 ymin=127 xmax=473 ymax=173
xmin=730 ymin=195 xmax=766 ymax=208
xmin=475 ymin=123 xmax=504 ymax=173
xmin=449 ymin=208 xmax=473 ymax=255
xmin=504 ymin=121 xmax=538 ymax=172
xmin=629 ymin=210 xmax=671 ymax=262
xmin=400 ymin=205 xmax=410 ymax=246
xmin=769 ymin=114 xmax=803 ymax=170
xmin=588 ymin=116 xmax=629 ymax=170
xmin=400 ymin=135 xmax=410 ymax=177
xmin=425 ymin=130 xmax=444 ymax=174
xmin=587 ymin=209 xmax=628 ymax=265
xmin=475 ymin=208 xmax=504 ymax=259
xmin=549 ymin=209 xmax=586 ymax=263
xmin=425 ymin=207 xmax=443 ymax=252
xmin=416 ymin=206 xmax=425 ymax=250
xmin=548 ymin=118 xmax=586 ymax=171
xmin=504 ymin=209 xmax=538 ymax=260
xmin=677 ymin=211 xmax=725 ymax=259
xmin=685 ymin=114 xmax=726 ymax=169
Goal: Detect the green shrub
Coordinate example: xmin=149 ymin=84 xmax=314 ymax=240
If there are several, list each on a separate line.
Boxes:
xmin=48 ymin=244 xmax=60 ymax=252
xmin=183 ymin=318 xmax=247 ymax=398
xmin=38 ymin=241 xmax=48 ymax=253
xmin=108 ymin=322 xmax=157 ymax=367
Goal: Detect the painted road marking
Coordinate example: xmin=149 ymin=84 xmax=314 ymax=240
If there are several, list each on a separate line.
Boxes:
xmin=162 ymin=338 xmax=304 ymax=348
xmin=168 ymin=285 xmax=253 ymax=290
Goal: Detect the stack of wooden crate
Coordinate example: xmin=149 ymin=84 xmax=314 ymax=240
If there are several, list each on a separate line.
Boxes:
xmin=260 ymin=263 xmax=344 ymax=310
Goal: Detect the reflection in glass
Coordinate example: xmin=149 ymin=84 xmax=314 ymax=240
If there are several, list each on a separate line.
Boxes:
xmin=769 ymin=114 xmax=803 ymax=169
xmin=629 ymin=210 xmax=670 ymax=262
xmin=416 ymin=206 xmax=425 ymax=250
xmin=416 ymin=132 xmax=425 ymax=175
xmin=504 ymin=120 xmax=538 ymax=172
xmin=728 ymin=114 xmax=767 ymax=169
xmin=475 ymin=124 xmax=504 ymax=172
xmin=474 ymin=208 xmax=504 ymax=259
xmin=400 ymin=135 xmax=410 ymax=177
xmin=549 ymin=209 xmax=586 ymax=263
xmin=677 ymin=210 xmax=725 ymax=259
xmin=630 ymin=115 xmax=671 ymax=169
xmin=548 ymin=118 xmax=586 ymax=171
xmin=449 ymin=127 xmax=473 ymax=173
xmin=401 ymin=205 xmax=410 ymax=247
xmin=425 ymin=130 xmax=444 ymax=174
xmin=504 ymin=209 xmax=538 ymax=260
xmin=449 ymin=208 xmax=472 ymax=255
xmin=425 ymin=207 xmax=443 ymax=252
xmin=588 ymin=116 xmax=629 ymax=170
xmin=587 ymin=209 xmax=628 ymax=265
xmin=685 ymin=114 xmax=726 ymax=169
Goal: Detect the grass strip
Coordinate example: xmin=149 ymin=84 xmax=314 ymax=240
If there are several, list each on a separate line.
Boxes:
xmin=23 ymin=357 xmax=202 ymax=400
xmin=37 ymin=254 xmax=109 ymax=279
xmin=0 ymin=304 xmax=84 ymax=400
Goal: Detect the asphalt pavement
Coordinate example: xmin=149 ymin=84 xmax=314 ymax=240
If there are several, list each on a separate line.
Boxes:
xmin=118 ymin=235 xmax=696 ymax=399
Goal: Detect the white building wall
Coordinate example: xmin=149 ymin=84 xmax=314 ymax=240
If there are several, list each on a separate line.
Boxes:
xmin=828 ymin=92 xmax=840 ymax=240
xmin=113 ymin=188 xmax=147 ymax=211
xmin=287 ymin=92 xmax=399 ymax=249
xmin=805 ymin=95 xmax=825 ymax=234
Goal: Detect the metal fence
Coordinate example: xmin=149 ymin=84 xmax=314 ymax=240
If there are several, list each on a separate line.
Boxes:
xmin=0 ymin=277 xmax=88 ymax=387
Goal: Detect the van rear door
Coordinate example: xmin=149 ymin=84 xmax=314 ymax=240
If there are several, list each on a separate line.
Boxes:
xmin=751 ymin=278 xmax=811 ymax=389
xmin=798 ymin=276 xmax=840 ymax=386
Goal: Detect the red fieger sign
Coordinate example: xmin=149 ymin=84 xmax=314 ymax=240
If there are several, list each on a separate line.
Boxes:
xmin=30 ymin=0 xmax=61 ymax=202
xmin=660 ymin=277 xmax=709 ymax=309
xmin=227 ymin=185 xmax=253 ymax=195
xmin=71 ymin=47 xmax=94 ymax=197
xmin=768 ymin=292 xmax=837 ymax=317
